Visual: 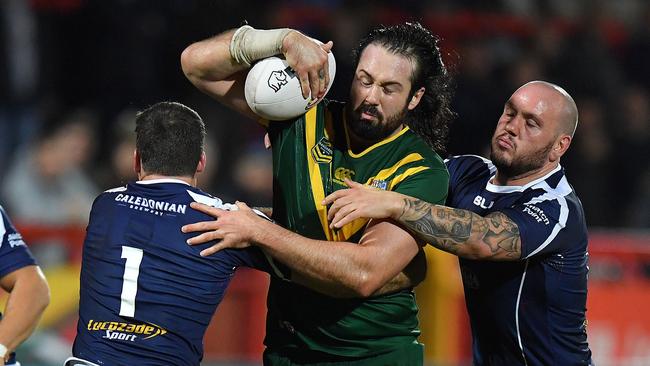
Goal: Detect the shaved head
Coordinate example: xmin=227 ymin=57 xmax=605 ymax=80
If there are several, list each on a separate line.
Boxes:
xmin=490 ymin=80 xmax=580 ymax=183
xmin=518 ymin=81 xmax=578 ymax=137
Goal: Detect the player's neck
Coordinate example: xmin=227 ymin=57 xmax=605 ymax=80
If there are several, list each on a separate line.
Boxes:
xmin=138 ymin=173 xmax=196 ymax=187
xmin=492 ymin=162 xmax=559 ymax=187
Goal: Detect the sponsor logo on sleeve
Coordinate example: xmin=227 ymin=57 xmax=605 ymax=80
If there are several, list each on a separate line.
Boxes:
xmin=7 ymin=233 xmax=26 ymax=248
xmin=522 ymin=204 xmax=550 ymax=225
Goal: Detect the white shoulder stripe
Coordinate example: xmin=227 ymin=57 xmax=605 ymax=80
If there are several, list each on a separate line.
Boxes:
xmin=524 ymin=177 xmax=571 ymax=259
xmin=446 ymin=154 xmax=496 ymax=174
xmin=186 ymin=190 xmax=238 ymax=210
xmin=0 ymin=210 xmax=6 ymax=249
xmin=105 ymin=186 xmax=127 ymax=193
xmin=186 ymin=191 xmax=273 ymax=221
xmin=515 ymin=259 xmax=530 ymax=365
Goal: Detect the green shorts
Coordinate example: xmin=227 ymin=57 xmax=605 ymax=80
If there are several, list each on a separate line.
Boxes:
xmin=263 ymin=342 xmax=424 ymax=366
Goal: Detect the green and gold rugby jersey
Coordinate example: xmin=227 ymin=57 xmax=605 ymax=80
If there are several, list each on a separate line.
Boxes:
xmin=264 ymin=100 xmax=449 ymax=359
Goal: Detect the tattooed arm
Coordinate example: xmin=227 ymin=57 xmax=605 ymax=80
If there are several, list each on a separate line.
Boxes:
xmin=323 ymin=178 xmax=522 ymax=261
xmin=397 ymin=198 xmax=521 ymax=260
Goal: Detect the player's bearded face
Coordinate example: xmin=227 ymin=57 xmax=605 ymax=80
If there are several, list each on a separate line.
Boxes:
xmin=347 ymin=102 xmax=406 ymax=141
xmin=490 ymin=134 xmax=554 ymax=178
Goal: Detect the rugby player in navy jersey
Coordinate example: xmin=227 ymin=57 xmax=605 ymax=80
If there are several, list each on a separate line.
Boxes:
xmin=66 ymin=102 xmax=271 ymax=366
xmin=0 ymin=206 xmax=50 ymax=366
xmin=322 ymin=81 xmax=593 ymax=365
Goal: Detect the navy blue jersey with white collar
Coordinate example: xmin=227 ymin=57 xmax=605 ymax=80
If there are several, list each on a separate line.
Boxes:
xmin=72 ymin=179 xmax=270 ymax=366
xmin=446 ymin=155 xmax=592 ymax=366
xmin=0 ymin=205 xmax=37 ymax=365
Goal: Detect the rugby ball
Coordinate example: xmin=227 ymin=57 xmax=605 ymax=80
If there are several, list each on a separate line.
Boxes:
xmin=244 ymin=51 xmax=336 ymax=120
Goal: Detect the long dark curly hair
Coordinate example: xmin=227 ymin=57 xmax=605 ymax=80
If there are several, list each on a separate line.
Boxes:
xmin=352 ymin=22 xmax=455 ymax=155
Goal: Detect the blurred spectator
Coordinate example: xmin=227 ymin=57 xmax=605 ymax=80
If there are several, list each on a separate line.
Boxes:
xmin=449 ymin=39 xmax=505 ymax=156
xmin=231 ymin=145 xmax=273 ymax=208
xmin=562 ymin=98 xmax=615 ymax=227
xmin=0 ymin=0 xmax=40 ymax=183
xmin=1 ymin=109 xmax=99 ymax=225
xmin=613 ymin=87 xmax=650 ymax=227
xmin=555 ymin=1 xmax=624 ymax=101
xmin=94 ymin=108 xmax=138 ymax=190
xmin=622 ymin=5 xmax=650 ymax=90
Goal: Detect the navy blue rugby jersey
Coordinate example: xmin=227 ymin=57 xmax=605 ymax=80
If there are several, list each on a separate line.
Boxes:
xmin=73 ymin=179 xmax=270 ymax=366
xmin=0 ymin=205 xmax=37 ymax=365
xmin=446 ymin=155 xmax=592 ymax=366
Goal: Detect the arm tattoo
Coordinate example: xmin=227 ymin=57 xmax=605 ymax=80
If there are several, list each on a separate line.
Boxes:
xmin=398 ymin=198 xmax=521 ymax=260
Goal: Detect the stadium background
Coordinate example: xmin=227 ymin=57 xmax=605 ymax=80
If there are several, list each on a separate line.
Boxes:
xmin=0 ymin=0 xmax=648 ymax=365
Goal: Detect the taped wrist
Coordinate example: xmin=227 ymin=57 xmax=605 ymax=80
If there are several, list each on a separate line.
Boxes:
xmin=229 ymin=25 xmax=292 ymax=67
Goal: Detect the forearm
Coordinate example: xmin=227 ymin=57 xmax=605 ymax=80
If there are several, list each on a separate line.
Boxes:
xmin=0 ymin=267 xmax=50 ymax=353
xmin=372 ymin=248 xmax=427 ymax=296
xmin=181 ymin=29 xmax=245 ymax=85
xmin=291 ymin=253 xmax=423 ymax=298
xmin=253 ymin=220 xmax=393 ymax=297
xmin=396 ymin=198 xmax=522 ymax=260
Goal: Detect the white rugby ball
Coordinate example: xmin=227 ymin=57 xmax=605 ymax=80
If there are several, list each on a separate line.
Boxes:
xmin=245 ymin=51 xmax=336 ymax=120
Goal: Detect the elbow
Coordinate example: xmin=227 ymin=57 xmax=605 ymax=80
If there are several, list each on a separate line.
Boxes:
xmin=180 ymin=44 xmax=200 ymax=83
xmin=36 ymin=278 xmax=51 ymax=312
xmin=461 ymin=243 xmax=494 ymax=260
xmin=350 ymin=271 xmax=382 ymax=298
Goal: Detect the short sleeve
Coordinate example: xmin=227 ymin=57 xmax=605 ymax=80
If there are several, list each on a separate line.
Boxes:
xmin=500 ymin=196 xmax=568 ymax=259
xmin=445 ymin=155 xmax=495 ymax=206
xmin=0 ymin=206 xmax=37 ymax=277
xmin=393 ymin=166 xmax=449 ymax=205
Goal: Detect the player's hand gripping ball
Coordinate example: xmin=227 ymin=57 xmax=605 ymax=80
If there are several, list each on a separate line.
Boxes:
xmin=244 ymin=45 xmax=336 ymax=120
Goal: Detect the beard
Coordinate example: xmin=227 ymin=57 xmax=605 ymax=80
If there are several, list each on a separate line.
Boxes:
xmin=346 ymin=103 xmax=406 ymax=142
xmin=490 ymin=137 xmax=554 ymax=178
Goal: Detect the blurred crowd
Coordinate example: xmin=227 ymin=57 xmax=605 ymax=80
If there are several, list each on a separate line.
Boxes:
xmin=1 ymin=0 xmax=648 ymax=233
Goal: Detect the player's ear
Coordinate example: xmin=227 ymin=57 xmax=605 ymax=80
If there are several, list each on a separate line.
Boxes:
xmin=196 ymin=151 xmax=207 ymax=173
xmin=407 ymin=87 xmax=425 ymax=111
xmin=550 ymin=134 xmax=572 ymax=162
xmin=133 ymin=149 xmax=141 ymax=175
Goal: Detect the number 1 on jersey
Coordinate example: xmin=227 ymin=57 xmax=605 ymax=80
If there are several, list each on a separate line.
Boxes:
xmin=120 ymin=246 xmax=143 ymax=318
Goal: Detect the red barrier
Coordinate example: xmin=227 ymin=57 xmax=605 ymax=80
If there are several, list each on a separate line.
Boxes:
xmin=203 ymin=268 xmax=269 ymax=362
xmin=587 ymin=231 xmax=650 ymax=365
xmin=14 ymin=223 xmax=85 ymax=262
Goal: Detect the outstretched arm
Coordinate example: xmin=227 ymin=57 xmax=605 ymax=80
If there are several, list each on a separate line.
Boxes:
xmin=0 ymin=266 xmax=50 ymax=362
xmin=181 ymin=25 xmax=332 ymax=119
xmin=323 ymin=179 xmax=522 ymax=261
xmin=183 ymin=202 xmax=422 ymax=298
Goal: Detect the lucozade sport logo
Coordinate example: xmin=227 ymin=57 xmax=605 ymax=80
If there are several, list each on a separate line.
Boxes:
xmin=87 ymin=319 xmax=168 ymax=342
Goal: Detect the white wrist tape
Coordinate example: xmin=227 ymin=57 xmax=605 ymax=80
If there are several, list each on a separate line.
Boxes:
xmin=0 ymin=343 xmax=7 ymax=358
xmin=229 ymin=25 xmax=292 ymax=67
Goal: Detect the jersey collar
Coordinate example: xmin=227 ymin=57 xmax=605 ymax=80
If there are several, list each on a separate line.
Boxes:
xmin=485 ymin=164 xmax=563 ymax=193
xmin=136 ymin=178 xmax=191 ymax=186
xmin=342 ymin=113 xmax=410 ymax=158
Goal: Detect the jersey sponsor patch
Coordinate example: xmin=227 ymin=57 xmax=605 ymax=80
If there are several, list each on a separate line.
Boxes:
xmin=86 ymin=319 xmax=167 ymax=343
xmin=311 ymin=136 xmax=333 ymax=164
xmin=369 ymin=179 xmax=388 ymax=190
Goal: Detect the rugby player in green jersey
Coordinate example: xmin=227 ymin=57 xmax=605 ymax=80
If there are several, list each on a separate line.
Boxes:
xmin=181 ymin=22 xmax=454 ymax=365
